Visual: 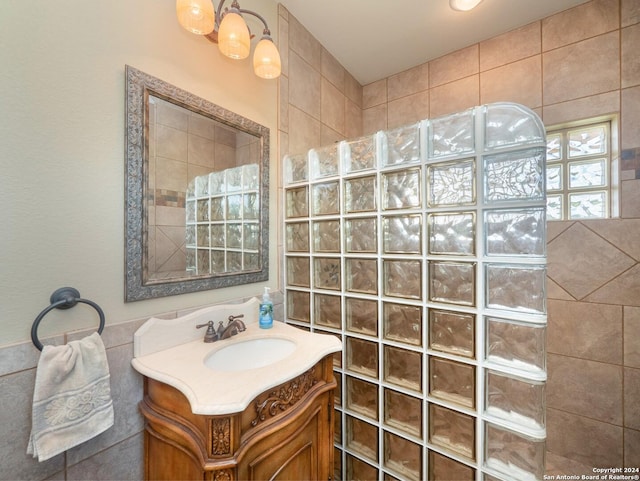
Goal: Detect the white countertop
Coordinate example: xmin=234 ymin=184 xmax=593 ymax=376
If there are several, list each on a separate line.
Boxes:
xmin=132 ymin=321 xmax=341 ymax=415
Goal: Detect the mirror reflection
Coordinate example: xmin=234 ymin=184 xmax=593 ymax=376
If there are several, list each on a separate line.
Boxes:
xmin=125 ymin=66 xmax=269 ymax=301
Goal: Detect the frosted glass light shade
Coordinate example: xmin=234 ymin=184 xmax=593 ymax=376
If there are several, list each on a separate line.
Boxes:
xmin=253 ymin=37 xmax=281 ymax=79
xmin=218 ymin=11 xmax=251 ymax=59
xmin=176 ymin=0 xmax=215 ymax=35
xmin=450 ymin=0 xmax=484 ymax=11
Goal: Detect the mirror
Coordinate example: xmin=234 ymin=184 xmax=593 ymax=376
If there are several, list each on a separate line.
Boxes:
xmin=125 ymin=66 xmax=269 ymax=301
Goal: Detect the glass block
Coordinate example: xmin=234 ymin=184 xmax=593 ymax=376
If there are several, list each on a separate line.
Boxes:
xmin=335 ymin=371 xmax=342 ymax=406
xmin=210 ymin=250 xmax=223 ymax=273
xmin=485 ymin=208 xmax=545 ymax=257
xmin=383 ymin=215 xmax=422 ymax=254
xmin=484 ymin=148 xmax=545 ymax=202
xmin=285 ymin=222 xmax=309 ymax=252
xmin=225 ymin=166 xmax=242 ymax=192
xmin=285 ymin=186 xmax=308 ymax=218
xmin=313 ymin=220 xmax=341 ymax=252
xmin=243 ymin=193 xmax=259 ymax=219
xmin=384 ymin=389 xmax=422 ymax=438
xmin=226 ymin=223 xmax=241 ymax=248
xmin=382 ymin=168 xmax=421 ymax=210
xmin=345 ymin=175 xmax=377 ymax=213
xmin=546 ymin=195 xmax=562 ymax=221
xmin=243 ymin=163 xmax=259 ymax=190
xmin=569 ymin=159 xmax=606 ymax=188
xmin=428 ymin=451 xmax=476 ymax=481
xmin=186 ymin=248 xmax=196 ymax=272
xmin=382 ymin=123 xmax=421 ymax=167
xmin=209 ymin=171 xmax=225 ymax=195
xmin=485 ymin=264 xmax=546 ymax=314
xmin=384 ymin=346 xmax=422 ymax=393
xmin=197 ymin=225 xmax=210 ymax=247
xmin=243 ymin=252 xmax=259 ymax=270
xmin=314 ymin=257 xmax=341 ymax=290
xmin=196 ymin=173 xmax=210 ymax=196
xmin=314 ymin=293 xmax=341 ymax=328
xmin=484 ymin=423 xmax=545 ymax=481
xmin=383 ymin=302 xmax=422 ymax=347
xmin=568 ymin=124 xmax=607 ymax=158
xmin=428 ymin=212 xmax=475 ymax=256
xmin=345 ymin=134 xmax=377 ymax=173
xmin=429 ymin=108 xmax=475 ymax=159
xmin=227 ymin=251 xmax=242 ymax=272
xmin=546 ymin=164 xmax=562 ymax=191
xmin=284 ymin=153 xmax=308 ymax=184
xmin=186 ymin=179 xmax=196 ymax=198
xmin=429 ymin=357 xmax=475 ymax=409
xmin=186 ymin=200 xmax=196 ymax=222
xmin=197 ymin=199 xmax=209 ymax=221
xmin=346 ymin=217 xmax=377 ymax=253
xmin=286 ymin=256 xmax=310 ymax=288
xmin=210 ymin=224 xmax=224 ymax=247
xmin=226 ymin=194 xmax=242 ymax=220
xmin=346 ymin=376 xmax=379 ymax=420
xmin=243 ymin=223 xmax=259 ymax=250
xmin=385 ymin=473 xmax=401 ymax=481
xmin=569 ymin=191 xmax=607 ymax=219
xmin=429 ymin=309 xmax=475 ymax=358
xmin=310 ymin=143 xmax=340 ymax=179
xmin=313 ymin=181 xmax=340 ymax=215
xmin=210 ymin=197 xmax=224 ymax=220
xmin=287 ymin=290 xmax=310 ymax=323
xmin=428 ymin=159 xmax=475 ymax=206
xmin=429 ymin=403 xmax=475 ymax=460
xmin=384 ymin=431 xmax=422 ymax=481
xmin=485 ymin=370 xmax=545 ymax=432
xmin=186 ymin=225 xmax=196 ymax=246
xmin=486 ymin=317 xmax=545 ymax=373
xmin=346 ymin=337 xmax=379 ymax=379
xmin=197 ymin=249 xmax=210 ymax=274
xmin=429 ymin=262 xmax=475 ymax=307
xmin=346 ymin=258 xmax=378 ymax=294
xmin=484 ymin=103 xmax=545 ymax=150
xmin=384 ymin=260 xmax=422 ymax=300
xmin=346 ymin=298 xmax=378 ymax=337
xmin=335 ymin=407 xmax=342 ymax=442
xmin=546 ymin=133 xmax=562 ymax=161
xmin=334 ymin=449 xmax=342 ymax=481
xmin=346 ymin=416 xmax=379 ymax=462
xmin=347 ymin=454 xmax=378 ymax=480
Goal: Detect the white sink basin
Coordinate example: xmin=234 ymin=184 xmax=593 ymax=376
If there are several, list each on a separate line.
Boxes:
xmin=204 ymin=337 xmax=297 ymax=372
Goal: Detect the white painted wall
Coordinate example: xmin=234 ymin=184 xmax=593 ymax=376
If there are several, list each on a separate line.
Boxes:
xmin=0 ymin=0 xmax=279 ymax=346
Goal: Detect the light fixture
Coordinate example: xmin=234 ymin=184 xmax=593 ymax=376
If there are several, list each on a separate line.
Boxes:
xmin=176 ymin=0 xmax=281 ymax=79
xmin=450 ymin=0 xmax=484 ymax=11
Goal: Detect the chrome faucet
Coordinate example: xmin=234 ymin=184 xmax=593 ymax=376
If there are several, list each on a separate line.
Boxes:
xmin=196 ymin=315 xmax=246 ymax=343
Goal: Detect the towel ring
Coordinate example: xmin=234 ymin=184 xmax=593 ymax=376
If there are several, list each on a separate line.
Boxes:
xmin=31 ymin=287 xmax=105 ymax=351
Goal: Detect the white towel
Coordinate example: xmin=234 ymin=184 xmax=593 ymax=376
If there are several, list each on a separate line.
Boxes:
xmin=27 ymin=332 xmax=114 ymax=462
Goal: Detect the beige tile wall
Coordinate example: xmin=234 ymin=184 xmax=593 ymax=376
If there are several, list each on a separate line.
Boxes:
xmin=279 ymin=0 xmax=640 ymax=472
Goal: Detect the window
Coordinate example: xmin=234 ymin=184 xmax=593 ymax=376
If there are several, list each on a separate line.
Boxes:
xmin=545 ymin=118 xmax=617 ymax=221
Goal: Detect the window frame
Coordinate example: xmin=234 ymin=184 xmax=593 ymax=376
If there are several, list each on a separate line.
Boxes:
xmin=545 ymin=115 xmax=619 ymax=221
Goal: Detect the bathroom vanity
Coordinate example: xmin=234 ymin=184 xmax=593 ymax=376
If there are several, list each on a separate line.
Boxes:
xmin=131 ymin=299 xmax=341 ymax=481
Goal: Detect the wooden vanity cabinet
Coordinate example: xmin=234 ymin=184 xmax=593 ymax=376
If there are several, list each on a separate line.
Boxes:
xmin=140 ymin=354 xmax=336 ymax=481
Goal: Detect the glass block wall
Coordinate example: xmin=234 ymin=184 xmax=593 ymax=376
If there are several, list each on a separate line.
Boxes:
xmin=283 ymin=103 xmax=547 ymax=481
xmin=186 ymin=163 xmax=261 ymax=274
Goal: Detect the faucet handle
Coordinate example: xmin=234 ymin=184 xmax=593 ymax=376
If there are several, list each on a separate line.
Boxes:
xmin=227 ymin=314 xmax=246 ymax=331
xmin=196 ymin=321 xmax=218 ymax=342
xmin=228 ymin=314 xmax=244 ymax=322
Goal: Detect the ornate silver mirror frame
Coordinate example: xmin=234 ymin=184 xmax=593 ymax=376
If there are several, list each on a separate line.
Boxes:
xmin=124 ymin=65 xmax=269 ymax=302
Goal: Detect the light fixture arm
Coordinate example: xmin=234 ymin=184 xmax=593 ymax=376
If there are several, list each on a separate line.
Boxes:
xmin=213 ymin=0 xmax=271 ymax=37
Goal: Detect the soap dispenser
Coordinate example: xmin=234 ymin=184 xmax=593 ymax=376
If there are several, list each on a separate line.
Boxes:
xmin=259 ymin=287 xmax=273 ymax=329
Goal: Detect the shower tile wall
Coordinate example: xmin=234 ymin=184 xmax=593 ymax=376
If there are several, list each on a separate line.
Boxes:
xmin=284 ymin=103 xmax=548 ymax=481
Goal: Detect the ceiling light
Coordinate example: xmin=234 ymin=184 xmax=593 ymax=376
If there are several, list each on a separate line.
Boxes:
xmin=450 ymin=0 xmax=484 ymax=11
xmin=176 ymin=0 xmax=281 ymax=79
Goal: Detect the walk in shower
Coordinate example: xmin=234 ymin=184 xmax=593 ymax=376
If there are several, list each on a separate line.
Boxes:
xmin=283 ymin=102 xmax=547 ymax=481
